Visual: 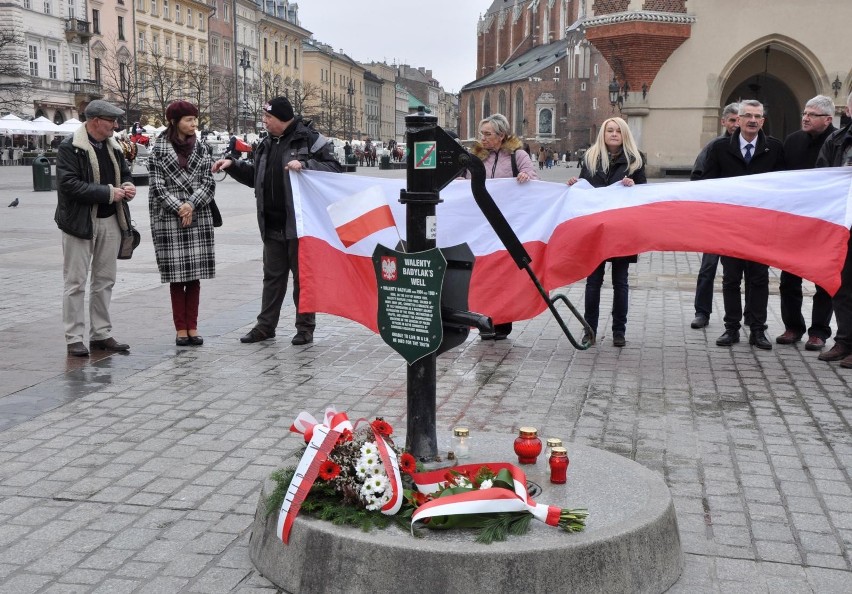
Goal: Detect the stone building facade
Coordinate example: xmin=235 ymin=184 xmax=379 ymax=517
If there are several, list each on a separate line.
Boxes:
xmin=580 ymin=0 xmax=850 ymax=174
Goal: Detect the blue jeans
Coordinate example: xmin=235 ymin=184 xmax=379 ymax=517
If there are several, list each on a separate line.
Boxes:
xmin=584 ymin=259 xmax=630 ymax=335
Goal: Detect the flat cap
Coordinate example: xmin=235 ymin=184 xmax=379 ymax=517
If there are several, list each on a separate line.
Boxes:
xmin=84 ymin=100 xmax=125 ymax=119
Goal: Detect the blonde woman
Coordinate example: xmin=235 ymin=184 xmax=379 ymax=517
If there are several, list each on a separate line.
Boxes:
xmin=567 ymin=117 xmax=646 ymax=347
xmin=471 ymin=113 xmax=538 ymax=340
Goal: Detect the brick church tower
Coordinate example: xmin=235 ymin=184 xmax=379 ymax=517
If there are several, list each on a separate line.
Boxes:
xmin=461 ymin=0 xmax=616 ymax=157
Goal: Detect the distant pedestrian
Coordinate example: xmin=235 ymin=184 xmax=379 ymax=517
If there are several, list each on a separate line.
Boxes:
xmin=55 ymin=100 xmax=136 ymax=357
xmin=538 ymin=147 xmax=545 ymax=170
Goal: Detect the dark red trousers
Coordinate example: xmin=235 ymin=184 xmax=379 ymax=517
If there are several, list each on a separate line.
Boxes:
xmin=170 ymin=280 xmax=201 ymax=331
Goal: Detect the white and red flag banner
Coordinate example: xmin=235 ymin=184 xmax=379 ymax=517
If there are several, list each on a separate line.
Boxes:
xmin=326 ymin=185 xmax=398 ymax=248
xmin=292 ymin=168 xmax=852 ymax=332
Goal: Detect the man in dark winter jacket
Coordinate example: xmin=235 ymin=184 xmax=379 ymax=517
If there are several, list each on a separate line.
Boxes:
xmin=688 ymin=102 xmax=740 ymax=330
xmin=775 ymin=95 xmax=837 ymax=351
xmin=815 ymin=91 xmax=852 ymax=368
xmin=55 ymin=100 xmax=136 ymax=357
xmin=212 ymin=96 xmax=342 ymax=345
xmin=694 ymin=99 xmax=786 ymax=350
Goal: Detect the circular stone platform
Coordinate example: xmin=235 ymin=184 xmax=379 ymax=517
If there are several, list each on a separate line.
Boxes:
xmin=249 ymin=435 xmax=682 ymax=594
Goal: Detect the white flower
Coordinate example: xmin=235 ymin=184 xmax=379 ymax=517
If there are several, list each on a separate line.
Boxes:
xmin=359 ymin=453 xmax=378 ymax=468
xmin=479 ymin=479 xmax=493 ymax=490
xmin=457 ymin=477 xmax=473 ymax=489
xmin=355 ymin=463 xmax=369 ymax=480
xmin=369 ymin=474 xmax=388 ymax=493
xmin=360 ymin=441 xmax=377 ymax=457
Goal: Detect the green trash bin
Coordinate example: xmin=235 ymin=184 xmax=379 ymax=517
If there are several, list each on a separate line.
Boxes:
xmin=32 ymin=156 xmax=53 ymax=192
xmin=380 ymin=155 xmax=390 ymax=170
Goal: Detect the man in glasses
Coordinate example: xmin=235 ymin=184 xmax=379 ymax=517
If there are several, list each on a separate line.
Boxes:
xmin=55 ymin=100 xmax=136 ymax=357
xmin=775 ymin=96 xmax=837 ymax=351
xmin=694 ymin=99 xmax=786 ymax=350
xmin=816 ymin=90 xmax=852 ymax=368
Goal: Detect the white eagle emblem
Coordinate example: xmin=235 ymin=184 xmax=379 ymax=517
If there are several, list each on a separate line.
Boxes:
xmin=381 ymin=256 xmax=397 ymax=281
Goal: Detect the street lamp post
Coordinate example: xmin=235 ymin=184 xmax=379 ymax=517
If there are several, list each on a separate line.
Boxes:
xmin=239 ymin=48 xmax=251 ymax=137
xmin=347 ymin=79 xmax=355 ymax=143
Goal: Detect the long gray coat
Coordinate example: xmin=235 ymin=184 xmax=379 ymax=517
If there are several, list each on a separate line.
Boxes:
xmin=148 ymin=135 xmax=216 ymax=283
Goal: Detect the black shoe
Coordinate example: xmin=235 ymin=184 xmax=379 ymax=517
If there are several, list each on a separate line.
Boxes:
xmin=240 ymin=328 xmax=274 ymax=343
xmin=749 ymin=330 xmax=772 ymax=350
xmin=188 ymin=335 xmax=203 ymax=346
xmin=690 ymin=315 xmax=709 ymax=329
xmin=716 ymin=330 xmax=740 ymax=347
xmin=581 ymin=331 xmax=595 ymax=346
xmin=90 ymin=337 xmax=130 ymax=351
xmin=480 ymin=332 xmax=496 ymax=341
xmin=612 ymin=333 xmax=626 ymax=347
xmin=175 ymin=335 xmax=191 ymax=347
xmin=291 ymin=332 xmax=313 ymax=345
xmin=67 ymin=342 xmax=89 ymax=357
xmin=492 ymin=332 xmax=509 ymax=341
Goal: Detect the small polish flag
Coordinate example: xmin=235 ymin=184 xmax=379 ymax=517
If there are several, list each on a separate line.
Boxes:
xmin=327 ymin=186 xmax=398 ymax=248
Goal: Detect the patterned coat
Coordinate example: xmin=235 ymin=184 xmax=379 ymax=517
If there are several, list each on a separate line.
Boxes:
xmin=148 ymin=134 xmax=216 ymax=283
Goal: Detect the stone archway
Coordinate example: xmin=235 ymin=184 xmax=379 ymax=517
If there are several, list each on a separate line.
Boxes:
xmin=718 ymin=37 xmax=825 ymax=141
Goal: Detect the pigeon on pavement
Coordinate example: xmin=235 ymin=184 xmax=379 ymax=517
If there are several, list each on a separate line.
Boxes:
xmin=8 ymin=198 xmax=19 ymax=207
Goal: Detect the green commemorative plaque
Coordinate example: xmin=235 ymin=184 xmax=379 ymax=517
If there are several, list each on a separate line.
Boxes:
xmin=373 ymin=244 xmax=446 ymax=364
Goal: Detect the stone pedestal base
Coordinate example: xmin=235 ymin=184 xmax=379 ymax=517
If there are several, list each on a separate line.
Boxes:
xmin=249 ymin=437 xmax=682 ymax=593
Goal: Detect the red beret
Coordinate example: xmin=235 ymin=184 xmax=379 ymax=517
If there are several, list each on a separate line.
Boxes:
xmin=165 ymin=100 xmax=199 ymax=123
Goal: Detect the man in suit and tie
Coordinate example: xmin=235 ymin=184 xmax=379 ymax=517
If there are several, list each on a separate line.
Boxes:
xmin=693 ymin=99 xmax=786 ymax=350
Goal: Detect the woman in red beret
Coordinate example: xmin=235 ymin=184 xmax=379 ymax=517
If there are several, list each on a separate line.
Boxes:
xmin=148 ymin=100 xmax=217 ymax=346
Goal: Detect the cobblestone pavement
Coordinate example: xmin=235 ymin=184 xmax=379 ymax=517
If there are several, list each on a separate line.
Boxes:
xmin=0 ymin=162 xmax=850 ymax=593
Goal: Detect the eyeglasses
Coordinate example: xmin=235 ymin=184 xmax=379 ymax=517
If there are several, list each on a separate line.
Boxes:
xmin=739 ymin=113 xmax=764 ymax=120
xmin=802 ymin=111 xmax=831 ymax=118
xmin=98 ymin=117 xmax=117 ymax=123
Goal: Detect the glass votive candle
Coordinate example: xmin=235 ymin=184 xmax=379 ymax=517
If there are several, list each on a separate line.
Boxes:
xmin=513 ymin=427 xmax=542 ymax=464
xmin=549 ymin=447 xmax=569 ymax=484
xmin=452 ymin=427 xmax=471 ymax=459
xmin=544 ymin=438 xmax=563 ymax=474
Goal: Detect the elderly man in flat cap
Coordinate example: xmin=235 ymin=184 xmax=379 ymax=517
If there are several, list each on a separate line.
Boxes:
xmin=212 ymin=96 xmax=342 ymax=346
xmin=55 ymin=100 xmax=136 ymax=357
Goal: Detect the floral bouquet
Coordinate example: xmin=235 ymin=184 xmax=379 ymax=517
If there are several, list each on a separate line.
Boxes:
xmin=267 ymin=408 xmax=587 ymax=544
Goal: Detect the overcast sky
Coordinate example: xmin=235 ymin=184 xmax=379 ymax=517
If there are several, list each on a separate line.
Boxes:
xmin=295 ymin=0 xmax=493 ymax=93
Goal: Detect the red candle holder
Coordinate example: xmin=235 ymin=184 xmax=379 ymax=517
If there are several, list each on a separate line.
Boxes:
xmin=513 ymin=427 xmax=542 ymax=464
xmin=549 ymin=447 xmax=569 ymax=484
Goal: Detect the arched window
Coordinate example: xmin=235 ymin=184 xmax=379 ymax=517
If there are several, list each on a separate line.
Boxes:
xmin=514 ymin=88 xmax=524 ymax=136
xmin=538 ymin=108 xmax=553 ymax=135
xmin=483 ymin=92 xmax=491 ymax=118
xmin=467 ymin=96 xmax=476 ymax=139
xmin=498 ymin=90 xmax=507 ymax=115
xmin=53 ymin=111 xmax=65 ymax=124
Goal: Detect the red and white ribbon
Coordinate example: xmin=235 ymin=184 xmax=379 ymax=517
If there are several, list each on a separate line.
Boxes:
xmin=409 ymin=462 xmax=561 ymax=531
xmin=279 ymin=408 xmax=403 ymax=543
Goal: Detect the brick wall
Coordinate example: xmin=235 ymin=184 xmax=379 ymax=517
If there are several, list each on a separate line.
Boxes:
xmin=643 ymin=0 xmax=687 ymax=12
xmin=592 ymin=0 xmax=630 ymax=14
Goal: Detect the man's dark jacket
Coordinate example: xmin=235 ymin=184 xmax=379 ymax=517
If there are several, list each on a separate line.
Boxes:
xmin=816 ymin=122 xmax=852 ymax=168
xmin=784 ymin=124 xmax=836 ymax=170
xmin=55 ymin=125 xmax=133 ymax=239
xmin=694 ymin=129 xmax=786 ymax=180
xmin=227 ymin=118 xmax=342 ymax=240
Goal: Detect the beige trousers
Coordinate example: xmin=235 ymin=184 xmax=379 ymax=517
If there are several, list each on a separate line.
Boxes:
xmin=62 ymin=212 xmax=121 ymax=344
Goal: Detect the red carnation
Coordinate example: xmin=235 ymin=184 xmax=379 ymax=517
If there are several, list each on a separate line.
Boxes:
xmin=318 ymin=460 xmax=340 ymax=481
xmin=371 ymin=419 xmax=393 ymax=437
xmin=337 ymin=429 xmax=353 ymax=444
xmin=400 ymin=452 xmax=417 ymax=475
